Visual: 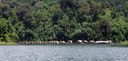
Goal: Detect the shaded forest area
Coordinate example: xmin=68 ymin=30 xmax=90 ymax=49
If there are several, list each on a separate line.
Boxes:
xmin=0 ymin=0 xmax=128 ymax=43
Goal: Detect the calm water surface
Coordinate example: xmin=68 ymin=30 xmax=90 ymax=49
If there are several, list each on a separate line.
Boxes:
xmin=0 ymin=44 xmax=128 ymax=61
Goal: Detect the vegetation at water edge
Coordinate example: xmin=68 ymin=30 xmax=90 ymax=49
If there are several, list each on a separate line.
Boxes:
xmin=0 ymin=0 xmax=128 ymax=43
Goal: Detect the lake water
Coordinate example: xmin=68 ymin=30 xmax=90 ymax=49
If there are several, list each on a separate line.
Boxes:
xmin=0 ymin=44 xmax=128 ymax=61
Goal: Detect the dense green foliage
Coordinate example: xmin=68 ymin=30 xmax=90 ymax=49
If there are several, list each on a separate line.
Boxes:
xmin=0 ymin=0 xmax=128 ymax=43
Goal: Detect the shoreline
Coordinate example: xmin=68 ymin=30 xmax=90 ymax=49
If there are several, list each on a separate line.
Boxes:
xmin=0 ymin=42 xmax=19 ymax=45
xmin=0 ymin=42 xmax=128 ymax=45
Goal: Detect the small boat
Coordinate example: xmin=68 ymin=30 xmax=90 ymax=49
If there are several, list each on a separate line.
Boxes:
xmin=96 ymin=41 xmax=112 ymax=44
xmin=77 ymin=40 xmax=83 ymax=44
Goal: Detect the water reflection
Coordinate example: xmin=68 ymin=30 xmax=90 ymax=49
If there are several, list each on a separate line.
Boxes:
xmin=0 ymin=44 xmax=128 ymax=61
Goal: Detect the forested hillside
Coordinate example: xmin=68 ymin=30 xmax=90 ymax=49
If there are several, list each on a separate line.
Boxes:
xmin=0 ymin=0 xmax=128 ymax=43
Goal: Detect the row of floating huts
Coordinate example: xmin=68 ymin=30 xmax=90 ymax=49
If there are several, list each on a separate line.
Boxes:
xmin=19 ymin=40 xmax=73 ymax=44
xmin=18 ymin=40 xmax=112 ymax=44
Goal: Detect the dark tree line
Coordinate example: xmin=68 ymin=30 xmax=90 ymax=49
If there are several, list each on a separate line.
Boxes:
xmin=0 ymin=0 xmax=128 ymax=43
